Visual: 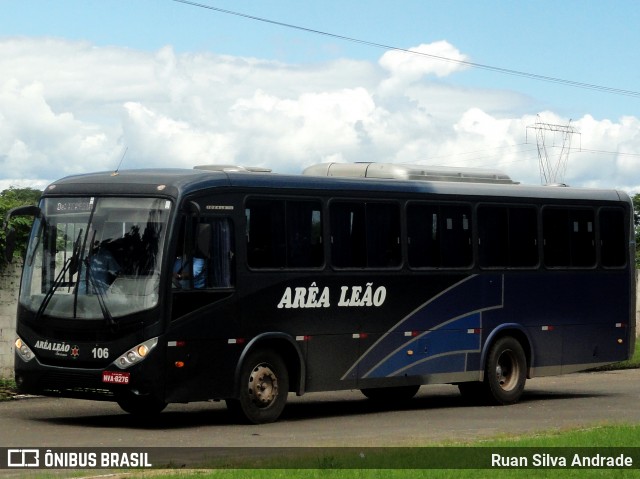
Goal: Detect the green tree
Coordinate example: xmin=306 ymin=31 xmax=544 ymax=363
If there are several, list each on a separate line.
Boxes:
xmin=0 ymin=187 xmax=42 ymax=263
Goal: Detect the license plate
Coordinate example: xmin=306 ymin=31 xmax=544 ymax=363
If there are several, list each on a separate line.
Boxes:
xmin=102 ymin=371 xmax=130 ymax=384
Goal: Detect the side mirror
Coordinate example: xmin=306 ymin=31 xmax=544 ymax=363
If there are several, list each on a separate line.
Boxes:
xmin=4 ymin=228 xmax=16 ymax=263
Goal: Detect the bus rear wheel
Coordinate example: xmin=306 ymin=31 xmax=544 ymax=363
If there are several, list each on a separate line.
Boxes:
xmin=484 ymin=336 xmax=527 ymax=405
xmin=226 ymin=349 xmax=289 ymax=424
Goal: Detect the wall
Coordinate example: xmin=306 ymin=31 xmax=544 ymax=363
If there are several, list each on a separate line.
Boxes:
xmin=0 ymin=262 xmax=21 ymax=378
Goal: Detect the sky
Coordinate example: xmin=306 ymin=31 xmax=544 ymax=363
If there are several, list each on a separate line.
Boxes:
xmin=1 ymin=0 xmax=640 ymax=192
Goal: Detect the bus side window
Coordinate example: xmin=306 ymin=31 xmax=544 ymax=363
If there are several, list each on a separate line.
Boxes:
xmin=329 ymin=201 xmax=400 ymax=268
xmin=600 ymin=208 xmax=626 ymax=268
xmin=543 ymin=207 xmax=595 ymax=268
xmin=440 ymin=205 xmax=472 ymax=267
xmin=508 ymin=207 xmax=538 ymax=267
xmin=246 ymin=200 xmax=286 ymax=268
xmin=286 ymin=201 xmax=323 ymax=268
xmin=246 ymin=198 xmax=323 ymax=269
xmin=478 ymin=206 xmax=509 ymax=267
xmin=478 ymin=205 xmax=538 ymax=268
xmin=407 ymin=203 xmax=472 ymax=268
xmin=407 ymin=204 xmax=437 ymax=267
xmin=176 ymin=217 xmax=234 ymax=289
xmin=366 ymin=203 xmax=401 ymax=267
xmin=330 ymin=202 xmax=366 ymax=268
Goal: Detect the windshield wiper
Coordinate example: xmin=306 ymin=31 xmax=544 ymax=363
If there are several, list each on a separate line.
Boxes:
xmin=35 ymin=229 xmax=83 ymax=321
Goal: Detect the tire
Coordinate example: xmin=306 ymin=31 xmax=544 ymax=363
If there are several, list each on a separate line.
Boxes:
xmin=226 ymin=349 xmax=289 ymax=424
xmin=117 ymin=394 xmax=167 ymax=416
xmin=361 ymin=385 xmax=420 ymax=402
xmin=484 ymin=336 xmax=527 ymax=405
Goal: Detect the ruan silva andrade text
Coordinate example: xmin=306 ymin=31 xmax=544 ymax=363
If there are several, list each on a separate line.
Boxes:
xmin=491 ymin=453 xmax=633 ymax=468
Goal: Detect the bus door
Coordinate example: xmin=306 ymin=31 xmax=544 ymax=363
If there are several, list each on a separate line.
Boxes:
xmin=166 ymin=213 xmax=237 ymax=402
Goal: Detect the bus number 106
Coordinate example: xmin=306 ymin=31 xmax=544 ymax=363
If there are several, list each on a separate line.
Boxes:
xmin=92 ymin=347 xmax=109 ymax=359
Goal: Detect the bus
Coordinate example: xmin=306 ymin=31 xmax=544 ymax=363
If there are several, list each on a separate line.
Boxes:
xmin=6 ymin=162 xmax=635 ymax=424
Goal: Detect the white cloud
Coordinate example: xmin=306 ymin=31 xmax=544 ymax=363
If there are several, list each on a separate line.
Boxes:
xmin=228 ymin=87 xmax=379 ymax=170
xmin=379 ymin=40 xmax=469 ymax=80
xmin=0 ymin=37 xmax=638 ymax=194
xmin=0 ymin=77 xmax=120 ymax=181
xmin=122 ymin=101 xmax=236 ymax=167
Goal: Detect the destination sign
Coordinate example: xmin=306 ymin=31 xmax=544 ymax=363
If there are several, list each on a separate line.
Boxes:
xmin=47 ymin=198 xmax=94 ymax=215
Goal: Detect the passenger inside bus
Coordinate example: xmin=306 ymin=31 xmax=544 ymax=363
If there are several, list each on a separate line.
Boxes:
xmin=173 ymin=222 xmax=210 ymax=289
xmin=173 ymin=256 xmax=206 ymax=289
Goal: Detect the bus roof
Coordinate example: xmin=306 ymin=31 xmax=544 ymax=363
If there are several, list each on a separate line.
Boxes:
xmin=43 ymin=165 xmax=629 ymax=204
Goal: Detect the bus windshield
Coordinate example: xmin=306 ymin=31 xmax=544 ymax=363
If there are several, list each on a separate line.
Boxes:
xmin=20 ymin=196 xmax=172 ymax=321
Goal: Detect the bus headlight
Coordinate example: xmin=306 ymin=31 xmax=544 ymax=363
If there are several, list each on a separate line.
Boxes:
xmin=15 ymin=337 xmax=35 ymax=362
xmin=114 ymin=337 xmax=158 ymax=370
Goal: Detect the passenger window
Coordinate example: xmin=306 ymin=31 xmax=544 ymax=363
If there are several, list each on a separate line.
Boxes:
xmin=330 ymin=201 xmax=400 ymax=268
xmin=478 ymin=205 xmax=538 ymax=268
xmin=286 ymin=201 xmax=323 ymax=268
xmin=246 ymin=199 xmax=323 ymax=268
xmin=329 ymin=202 xmax=365 ymax=268
xmin=407 ymin=203 xmax=472 ymax=268
xmin=600 ymin=208 xmax=626 ymax=268
xmin=246 ymin=199 xmax=285 ymax=268
xmin=366 ymin=203 xmax=401 ymax=267
xmin=543 ymin=207 xmax=595 ymax=268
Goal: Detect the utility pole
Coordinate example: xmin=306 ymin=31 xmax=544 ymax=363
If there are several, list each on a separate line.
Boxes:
xmin=526 ymin=115 xmax=580 ymax=185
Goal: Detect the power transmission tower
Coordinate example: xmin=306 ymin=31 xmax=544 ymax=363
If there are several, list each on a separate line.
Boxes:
xmin=526 ymin=115 xmax=580 ymax=185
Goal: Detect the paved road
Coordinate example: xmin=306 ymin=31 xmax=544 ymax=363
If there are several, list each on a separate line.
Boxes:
xmin=2 ymin=369 xmax=640 ymax=451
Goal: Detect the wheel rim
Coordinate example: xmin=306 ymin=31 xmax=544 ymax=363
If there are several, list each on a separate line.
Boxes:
xmin=495 ymin=349 xmax=520 ymax=391
xmin=248 ymin=363 xmax=279 ymax=408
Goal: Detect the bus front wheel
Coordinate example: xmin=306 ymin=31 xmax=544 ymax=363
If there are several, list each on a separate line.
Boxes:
xmin=484 ymin=336 xmax=527 ymax=405
xmin=226 ymin=349 xmax=289 ymax=424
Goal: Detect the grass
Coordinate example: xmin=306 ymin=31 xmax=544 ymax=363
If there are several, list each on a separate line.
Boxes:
xmin=0 ymin=378 xmax=16 ymax=400
xmin=112 ymin=425 xmax=640 ymax=479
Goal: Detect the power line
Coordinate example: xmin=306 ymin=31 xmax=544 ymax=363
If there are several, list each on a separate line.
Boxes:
xmin=171 ymin=0 xmax=640 ymax=98
xmin=415 ymin=143 xmax=640 ymax=169
xmin=526 ymin=117 xmax=579 ymax=184
xmin=412 ymin=143 xmax=532 ymax=162
xmin=573 ymin=147 xmax=640 ymax=158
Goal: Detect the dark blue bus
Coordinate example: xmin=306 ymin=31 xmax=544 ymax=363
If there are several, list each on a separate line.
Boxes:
xmin=8 ymin=162 xmax=635 ymax=423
